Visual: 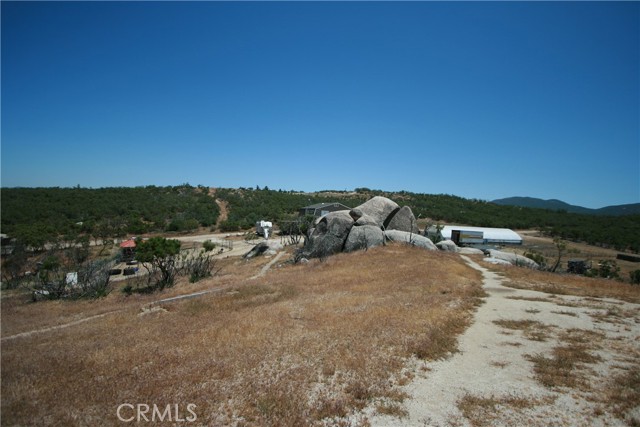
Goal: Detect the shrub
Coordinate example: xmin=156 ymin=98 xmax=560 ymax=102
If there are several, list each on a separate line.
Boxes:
xmin=202 ymin=240 xmax=217 ymax=252
xmin=183 ymin=251 xmax=221 ymax=283
xmin=135 ymin=237 xmax=182 ymax=289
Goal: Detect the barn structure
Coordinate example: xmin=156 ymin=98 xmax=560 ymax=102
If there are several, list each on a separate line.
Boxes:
xmin=299 ymin=202 xmax=350 ymax=218
xmin=427 ymin=225 xmax=523 ymax=246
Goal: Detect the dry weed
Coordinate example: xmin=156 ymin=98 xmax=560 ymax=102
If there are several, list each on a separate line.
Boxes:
xmin=457 ymin=393 xmax=546 ymax=427
xmin=487 ymin=264 xmax=640 ymax=303
xmin=492 ymin=319 xmax=555 ymax=342
xmin=525 ymin=342 xmax=602 ymax=391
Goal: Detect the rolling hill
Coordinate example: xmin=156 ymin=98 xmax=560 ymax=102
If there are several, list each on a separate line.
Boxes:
xmin=492 ymin=197 xmax=640 ymax=216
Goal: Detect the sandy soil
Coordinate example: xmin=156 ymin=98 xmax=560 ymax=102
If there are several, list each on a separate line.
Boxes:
xmin=365 ymin=255 xmax=640 ymax=427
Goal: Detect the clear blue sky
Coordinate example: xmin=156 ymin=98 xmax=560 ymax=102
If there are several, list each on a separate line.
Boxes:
xmin=2 ymin=1 xmax=638 ymax=209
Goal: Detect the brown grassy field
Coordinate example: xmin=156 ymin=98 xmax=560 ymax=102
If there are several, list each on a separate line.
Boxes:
xmin=1 ymin=244 xmax=483 ymax=426
xmin=515 ymin=230 xmax=640 ymax=282
xmin=485 ymin=261 xmax=640 ymax=303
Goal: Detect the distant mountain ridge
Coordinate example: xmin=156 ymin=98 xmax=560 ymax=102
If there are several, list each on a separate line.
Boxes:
xmin=492 ymin=197 xmax=640 ymax=216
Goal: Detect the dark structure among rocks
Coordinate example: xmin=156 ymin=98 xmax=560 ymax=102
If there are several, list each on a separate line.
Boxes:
xmin=299 ymin=202 xmax=351 ymax=218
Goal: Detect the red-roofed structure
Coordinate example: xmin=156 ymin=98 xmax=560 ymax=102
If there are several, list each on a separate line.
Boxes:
xmin=120 ymin=239 xmax=136 ymax=248
xmin=120 ymin=239 xmax=136 ymax=261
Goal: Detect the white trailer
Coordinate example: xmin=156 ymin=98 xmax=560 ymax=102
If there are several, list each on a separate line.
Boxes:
xmin=255 ymin=220 xmax=273 ymax=239
xmin=451 ymin=230 xmax=484 ymax=245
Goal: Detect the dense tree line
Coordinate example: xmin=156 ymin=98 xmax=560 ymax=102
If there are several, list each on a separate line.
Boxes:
xmin=1 ymin=185 xmax=219 ymax=247
xmin=2 ymin=186 xmax=637 ymax=253
xmin=217 ymin=188 xmax=640 ymax=253
xmin=215 ymin=187 xmax=367 ymax=231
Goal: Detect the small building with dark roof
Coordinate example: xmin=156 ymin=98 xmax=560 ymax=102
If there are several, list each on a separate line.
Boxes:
xmin=299 ymin=202 xmax=351 ymax=218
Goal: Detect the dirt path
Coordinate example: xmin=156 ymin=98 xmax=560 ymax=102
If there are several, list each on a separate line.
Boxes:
xmin=1 ymin=310 xmax=123 ymax=342
xmin=215 ymin=198 xmax=229 ymax=229
xmin=367 ymin=255 xmax=640 ymax=426
xmin=250 ymin=251 xmax=286 ymax=280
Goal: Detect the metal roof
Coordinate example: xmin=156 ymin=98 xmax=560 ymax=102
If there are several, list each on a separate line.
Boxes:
xmin=436 ymin=226 xmax=523 ymax=243
xmin=302 ymin=202 xmax=350 ymax=209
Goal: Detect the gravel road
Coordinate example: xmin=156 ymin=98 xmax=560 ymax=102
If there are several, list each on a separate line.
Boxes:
xmin=366 ymin=255 xmax=640 ymax=427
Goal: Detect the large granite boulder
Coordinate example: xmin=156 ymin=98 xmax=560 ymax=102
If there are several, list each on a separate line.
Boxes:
xmin=349 ymin=208 xmax=380 ymax=227
xmin=312 ymin=211 xmax=354 ymax=238
xmin=344 ymin=225 xmax=385 ymax=252
xmin=384 ymin=230 xmax=437 ymax=251
xmin=303 ymin=211 xmax=354 ymax=258
xmin=386 ymin=206 xmax=420 ymax=233
xmin=487 ymin=250 xmax=539 ymax=269
xmin=303 ymin=235 xmax=346 ymax=258
xmin=353 ymin=196 xmax=400 ymax=228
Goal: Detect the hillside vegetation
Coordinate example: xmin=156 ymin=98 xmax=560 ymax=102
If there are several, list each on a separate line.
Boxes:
xmin=493 ymin=196 xmax=640 ymax=216
xmin=1 ymin=186 xmax=638 ymax=253
xmin=1 ymin=185 xmax=219 ymax=247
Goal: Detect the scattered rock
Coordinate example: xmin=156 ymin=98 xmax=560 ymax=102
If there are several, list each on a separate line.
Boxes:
xmin=244 ymin=240 xmax=283 ymax=259
xmin=385 ymin=230 xmax=437 ymax=251
xmin=487 ymin=250 xmax=539 ymax=269
xmin=458 ymin=247 xmax=485 ymax=255
xmin=386 ymin=206 xmax=420 ymax=233
xmin=483 ymin=257 xmax=513 ymax=266
xmin=436 ymin=239 xmax=459 ymax=252
xmin=32 ymin=290 xmax=50 ymax=302
xmin=344 ymin=225 xmax=385 ymax=252
xmin=139 ymin=305 xmax=168 ymax=316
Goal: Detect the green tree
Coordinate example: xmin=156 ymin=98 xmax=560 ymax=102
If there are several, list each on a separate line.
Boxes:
xmin=135 ymin=237 xmax=182 ymax=289
xmin=630 ymin=270 xmax=640 ymax=285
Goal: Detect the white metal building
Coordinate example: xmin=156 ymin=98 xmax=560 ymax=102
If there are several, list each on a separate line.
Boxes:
xmin=428 ymin=225 xmax=523 ymax=245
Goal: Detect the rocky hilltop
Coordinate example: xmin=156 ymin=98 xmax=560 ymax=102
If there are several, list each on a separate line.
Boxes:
xmin=301 ymin=196 xmax=435 ymax=259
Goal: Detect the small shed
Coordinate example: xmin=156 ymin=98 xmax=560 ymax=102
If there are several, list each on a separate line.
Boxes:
xmin=299 ymin=202 xmax=350 ymax=218
xmin=120 ymin=239 xmax=137 ymax=262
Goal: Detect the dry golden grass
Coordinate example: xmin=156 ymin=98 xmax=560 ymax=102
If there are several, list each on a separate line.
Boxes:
xmin=1 ymin=244 xmax=483 ymax=426
xmin=457 ymin=393 xmax=550 ymax=427
xmin=600 ymin=364 xmax=640 ymax=424
xmin=485 ymin=263 xmax=640 ymax=303
xmin=525 ymin=329 xmax=605 ymax=391
xmin=492 ymin=319 xmax=555 ymax=342
xmin=1 ymin=254 xmax=267 ymax=337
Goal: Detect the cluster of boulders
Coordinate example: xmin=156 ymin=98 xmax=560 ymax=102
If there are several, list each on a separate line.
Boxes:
xmin=243 ymin=195 xmax=539 ymax=269
xmin=434 ymin=238 xmax=539 ymax=268
xmin=300 ymin=196 xmax=436 ymax=259
xmin=298 ymin=195 xmax=539 ymax=269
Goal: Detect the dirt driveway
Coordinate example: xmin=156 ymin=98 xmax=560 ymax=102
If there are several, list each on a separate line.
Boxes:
xmin=366 ymin=255 xmax=640 ymax=427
